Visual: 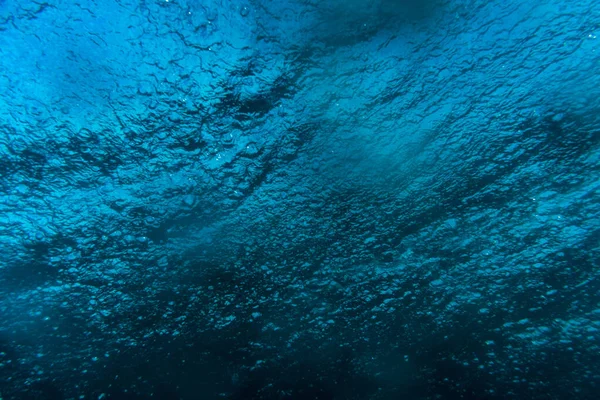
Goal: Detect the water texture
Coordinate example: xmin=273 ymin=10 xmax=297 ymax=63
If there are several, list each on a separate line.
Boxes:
xmin=0 ymin=0 xmax=599 ymax=399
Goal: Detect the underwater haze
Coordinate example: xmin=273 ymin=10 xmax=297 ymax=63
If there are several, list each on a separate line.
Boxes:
xmin=0 ymin=0 xmax=599 ymax=399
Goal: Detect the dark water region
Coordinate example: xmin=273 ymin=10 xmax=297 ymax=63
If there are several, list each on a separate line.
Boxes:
xmin=0 ymin=0 xmax=599 ymax=399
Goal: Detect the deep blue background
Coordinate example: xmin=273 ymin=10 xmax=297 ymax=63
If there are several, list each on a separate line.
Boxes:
xmin=0 ymin=0 xmax=599 ymax=399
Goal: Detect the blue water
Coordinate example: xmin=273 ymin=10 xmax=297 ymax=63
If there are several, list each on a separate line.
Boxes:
xmin=0 ymin=0 xmax=599 ymax=399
